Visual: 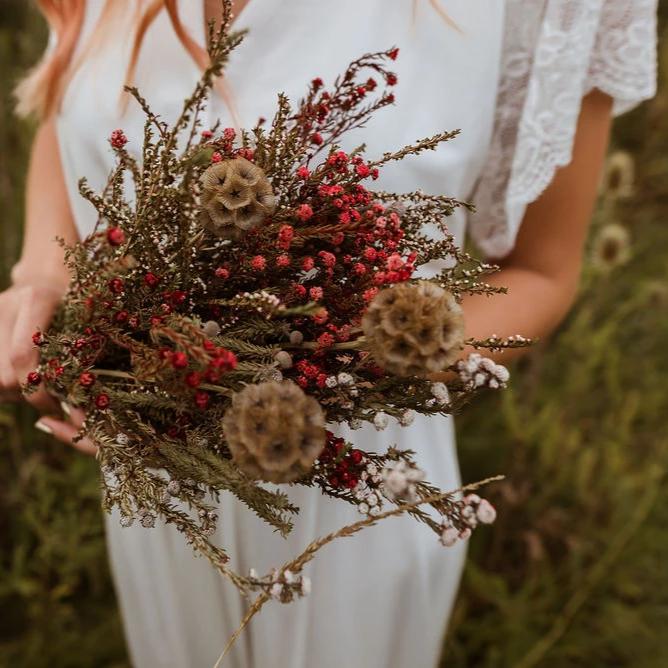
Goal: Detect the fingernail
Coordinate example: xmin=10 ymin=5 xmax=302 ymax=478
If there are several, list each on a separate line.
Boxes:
xmin=60 ymin=401 xmax=71 ymax=417
xmin=35 ymin=419 xmax=53 ymax=435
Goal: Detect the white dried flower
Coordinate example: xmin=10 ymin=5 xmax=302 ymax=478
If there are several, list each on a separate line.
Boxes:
xmin=325 ymin=375 xmax=338 ymax=388
xmin=373 ymin=412 xmax=389 ymax=431
xmin=166 ymin=480 xmax=181 ymax=496
xmin=202 ymin=320 xmax=221 ymax=337
xmin=274 ymin=350 xmax=293 ymax=369
xmin=140 ymin=513 xmax=156 ymax=528
xmin=440 ymin=526 xmax=459 ymax=547
xmin=337 ymin=372 xmax=354 ymax=387
xmin=248 ymin=568 xmax=258 ymax=580
xmin=457 ymin=353 xmax=510 ymax=391
xmin=289 ymin=330 xmax=304 ymax=345
xmin=459 ymin=528 xmax=472 ymax=541
xmin=398 ymin=409 xmax=415 ymax=427
xmin=358 ymin=502 xmax=370 ymax=515
xmin=116 ymin=433 xmax=129 ymax=446
xmin=119 ymin=515 xmax=134 ymax=528
xmin=300 ymin=576 xmax=312 ymax=596
xmin=476 ymin=499 xmax=497 ymax=524
xmin=283 ymin=570 xmax=295 ymax=584
xmin=270 ymin=583 xmax=283 ymax=599
xmin=430 ymin=382 xmax=450 ymax=405
xmin=381 ymin=461 xmax=424 ymax=503
xmin=384 ymin=469 xmax=407 ymax=496
xmin=349 ymin=418 xmax=362 ymax=430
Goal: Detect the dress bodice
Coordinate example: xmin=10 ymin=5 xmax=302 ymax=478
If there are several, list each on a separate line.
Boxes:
xmin=55 ymin=0 xmax=505 ymax=256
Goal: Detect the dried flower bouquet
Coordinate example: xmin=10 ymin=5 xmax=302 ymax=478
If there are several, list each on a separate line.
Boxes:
xmin=25 ymin=0 xmax=528 ymax=637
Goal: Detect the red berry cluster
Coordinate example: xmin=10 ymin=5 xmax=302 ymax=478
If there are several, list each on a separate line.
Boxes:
xmin=158 ymin=342 xmax=238 ymax=409
xmin=110 ymin=129 xmax=128 ymax=149
xmin=317 ymin=432 xmax=365 ymax=490
xmin=106 ymin=226 xmax=126 ymax=246
xmin=298 ymin=51 xmax=397 ymax=143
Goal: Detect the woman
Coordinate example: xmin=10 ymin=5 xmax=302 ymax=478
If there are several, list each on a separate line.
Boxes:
xmin=1 ymin=1 xmax=657 ymax=666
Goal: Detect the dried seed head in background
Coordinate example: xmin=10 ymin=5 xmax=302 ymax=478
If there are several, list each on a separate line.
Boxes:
xmin=591 ymin=223 xmax=632 ymax=272
xmin=362 ymin=281 xmax=465 ymax=376
xmin=199 ymin=157 xmax=276 ymax=238
xmin=223 ymin=380 xmax=326 ymax=483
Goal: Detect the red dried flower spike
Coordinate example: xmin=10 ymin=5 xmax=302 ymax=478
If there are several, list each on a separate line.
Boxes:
xmin=388 ymin=47 xmax=400 ymax=60
xmin=106 ymin=227 xmax=125 ymax=246
xmin=110 ymin=129 xmax=127 ymax=149
xmin=250 ymin=255 xmax=267 ymax=271
xmin=296 ymin=204 xmax=314 ymax=221
xmin=195 ymin=390 xmax=210 ymax=409
xmin=108 ymin=278 xmax=124 ymax=294
xmin=26 ymin=371 xmax=42 ymax=386
xmin=171 ymin=352 xmax=188 ymax=369
xmin=185 ymin=372 xmax=202 ymax=388
xmin=215 ymin=267 xmax=230 ymax=279
xmin=95 ymin=393 xmax=110 ymax=409
xmin=79 ymin=372 xmax=96 ymax=388
xmin=32 ymin=331 xmax=44 ymax=346
xmin=144 ymin=272 xmax=160 ymax=288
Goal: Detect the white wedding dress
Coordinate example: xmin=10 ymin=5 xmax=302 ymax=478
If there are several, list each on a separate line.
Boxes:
xmin=51 ymin=1 xmax=656 ymax=666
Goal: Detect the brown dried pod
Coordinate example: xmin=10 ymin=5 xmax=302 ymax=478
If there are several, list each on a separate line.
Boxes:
xmin=362 ymin=281 xmax=464 ymax=376
xmin=199 ymin=157 xmax=275 ymax=238
xmin=223 ymin=380 xmax=326 ymax=483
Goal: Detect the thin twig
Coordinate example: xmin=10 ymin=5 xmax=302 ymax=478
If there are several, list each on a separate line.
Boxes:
xmin=213 ymin=475 xmax=504 ymax=666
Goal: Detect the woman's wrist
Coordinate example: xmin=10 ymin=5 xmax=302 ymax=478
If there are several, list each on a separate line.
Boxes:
xmin=10 ymin=257 xmax=70 ymax=292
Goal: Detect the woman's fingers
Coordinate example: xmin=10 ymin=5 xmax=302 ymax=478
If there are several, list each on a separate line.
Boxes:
xmin=62 ymin=403 xmax=87 ymax=429
xmin=11 ymin=285 xmax=63 ymax=413
xmin=35 ymin=416 xmax=98 ymax=456
xmin=0 ymin=289 xmax=20 ymax=395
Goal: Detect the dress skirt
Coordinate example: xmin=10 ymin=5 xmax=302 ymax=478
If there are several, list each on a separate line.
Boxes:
xmin=105 ymin=413 xmax=466 ymax=668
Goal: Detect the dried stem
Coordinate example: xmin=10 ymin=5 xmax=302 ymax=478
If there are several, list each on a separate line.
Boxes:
xmin=213 ymin=475 xmax=504 ymax=666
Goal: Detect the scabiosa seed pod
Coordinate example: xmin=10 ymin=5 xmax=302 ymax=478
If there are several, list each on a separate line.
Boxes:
xmin=361 ymin=281 xmax=464 ymax=376
xmin=222 ymin=380 xmax=326 ymax=483
xmin=199 ymin=157 xmax=275 ymax=238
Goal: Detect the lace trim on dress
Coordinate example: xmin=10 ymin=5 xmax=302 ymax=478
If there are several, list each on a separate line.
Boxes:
xmin=470 ymin=0 xmax=658 ymax=258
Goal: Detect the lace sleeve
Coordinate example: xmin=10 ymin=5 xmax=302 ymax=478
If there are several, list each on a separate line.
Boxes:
xmin=470 ymin=0 xmax=658 ymax=259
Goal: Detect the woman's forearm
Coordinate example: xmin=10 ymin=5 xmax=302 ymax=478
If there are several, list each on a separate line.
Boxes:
xmin=460 ymin=89 xmax=614 ymax=366
xmin=460 ymin=266 xmax=577 ymax=364
xmin=11 ymin=119 xmax=78 ymax=288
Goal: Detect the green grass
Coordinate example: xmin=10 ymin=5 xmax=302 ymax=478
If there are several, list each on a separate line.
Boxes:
xmin=1 ymin=4 xmax=667 ymax=667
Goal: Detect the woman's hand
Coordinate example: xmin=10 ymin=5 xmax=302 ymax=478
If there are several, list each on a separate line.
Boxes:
xmin=36 ymin=404 xmax=98 ymax=456
xmin=0 ymin=279 xmax=65 ymax=412
xmin=0 ymin=273 xmax=97 ymax=456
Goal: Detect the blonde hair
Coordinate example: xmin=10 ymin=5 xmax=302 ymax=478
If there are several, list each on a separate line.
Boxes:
xmin=16 ymin=0 xmax=457 ymax=120
xmin=14 ymin=0 xmax=210 ymax=119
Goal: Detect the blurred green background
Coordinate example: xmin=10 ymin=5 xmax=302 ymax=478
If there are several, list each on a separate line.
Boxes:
xmin=1 ymin=3 xmax=667 ymax=667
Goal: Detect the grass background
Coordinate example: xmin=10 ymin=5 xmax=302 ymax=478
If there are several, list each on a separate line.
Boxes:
xmin=1 ymin=3 xmax=667 ymax=666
